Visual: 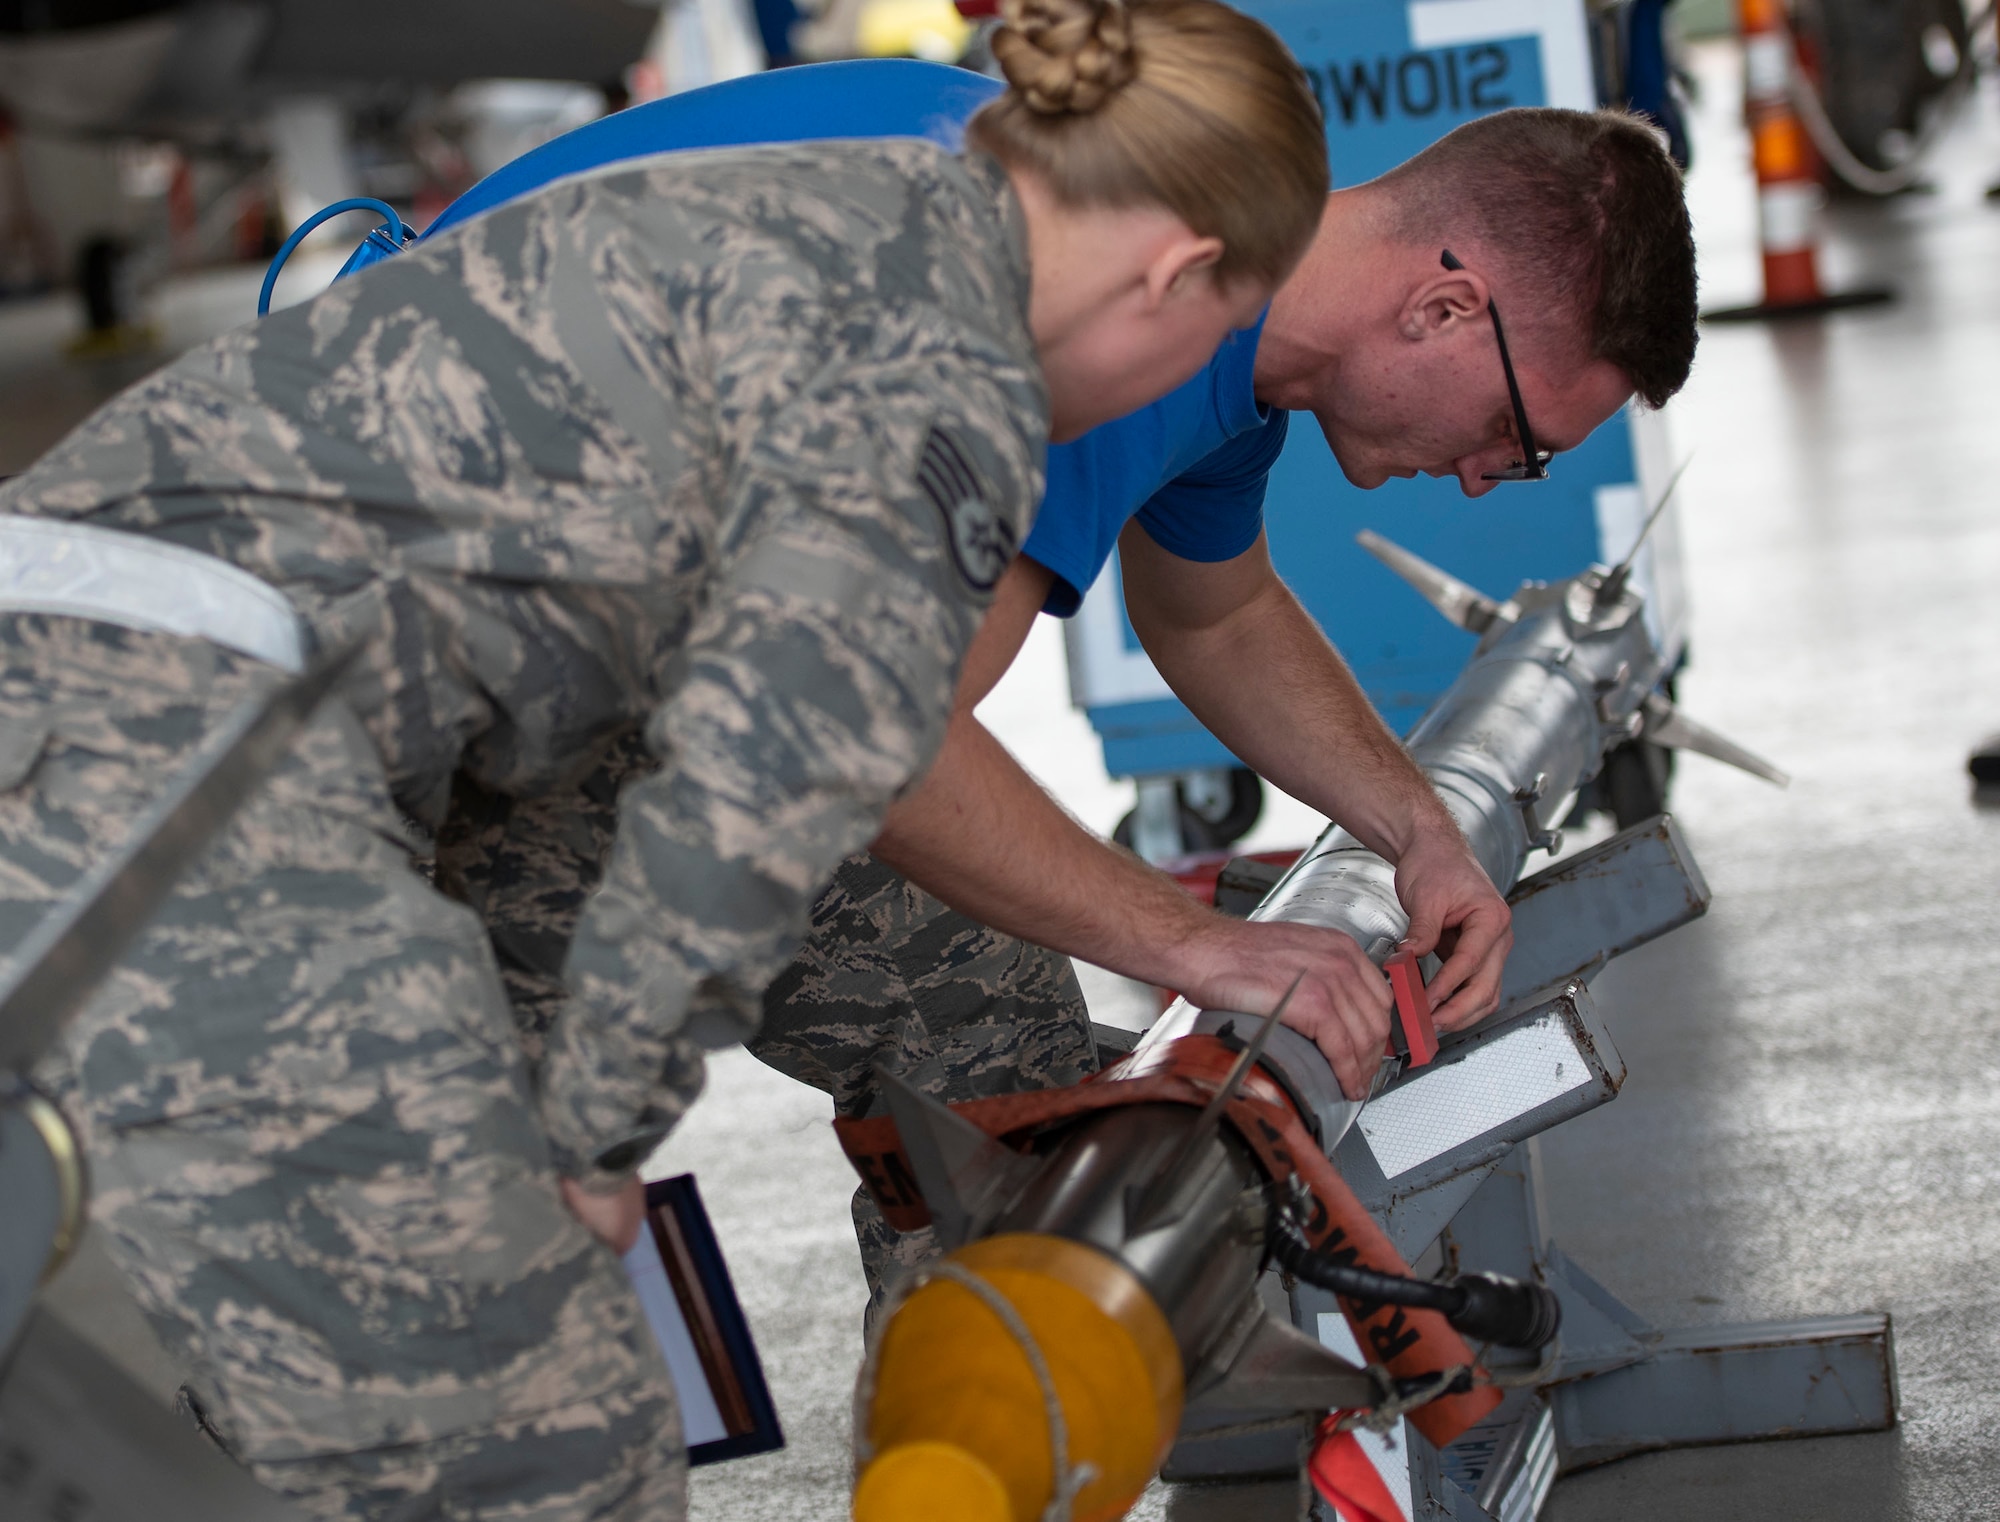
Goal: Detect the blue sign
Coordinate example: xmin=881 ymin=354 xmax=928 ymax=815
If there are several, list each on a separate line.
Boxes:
xmin=1071 ymin=0 xmax=1673 ymax=775
xmin=1271 ymin=9 xmax=1543 ymax=178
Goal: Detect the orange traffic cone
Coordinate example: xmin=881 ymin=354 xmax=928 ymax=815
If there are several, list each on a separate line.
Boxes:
xmin=1704 ymin=0 xmax=1893 ymax=320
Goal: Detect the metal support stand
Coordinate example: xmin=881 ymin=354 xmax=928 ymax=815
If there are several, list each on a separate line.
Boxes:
xmin=1443 ymin=1142 xmax=1896 ymax=1478
xmin=1271 ymin=1141 xmax=1896 ymax=1521
xmin=1163 ymin=818 xmax=1897 ymax=1517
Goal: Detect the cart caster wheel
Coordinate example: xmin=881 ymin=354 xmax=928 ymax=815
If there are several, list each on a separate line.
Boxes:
xmin=1113 ymin=767 xmax=1265 ymax=857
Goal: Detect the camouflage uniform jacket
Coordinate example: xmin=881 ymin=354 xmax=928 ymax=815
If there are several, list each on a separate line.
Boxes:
xmin=0 ymin=138 xmax=1046 ymax=1184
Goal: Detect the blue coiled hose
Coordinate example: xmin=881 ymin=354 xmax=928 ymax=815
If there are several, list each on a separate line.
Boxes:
xmin=256 ymin=198 xmax=413 ymax=317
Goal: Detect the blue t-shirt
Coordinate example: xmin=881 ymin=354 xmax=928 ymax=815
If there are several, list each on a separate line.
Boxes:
xmin=418 ymin=59 xmax=1286 ymax=616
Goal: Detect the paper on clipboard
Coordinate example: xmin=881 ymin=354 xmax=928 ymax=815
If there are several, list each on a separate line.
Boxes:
xmin=619 ymin=1173 xmax=785 ymax=1466
xmin=624 ymin=1232 xmax=730 ymax=1446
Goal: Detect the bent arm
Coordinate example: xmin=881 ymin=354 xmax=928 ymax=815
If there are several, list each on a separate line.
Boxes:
xmin=871 ymin=556 xmax=1400 ymax=1096
xmin=1118 ymin=524 xmax=1511 ymax=1028
xmin=874 ymin=707 xmax=1219 ymax=983
xmin=1117 ymin=524 xmax=1445 ymax=857
xmin=873 ymin=554 xmax=1219 ymax=983
xmin=873 ymin=706 xmax=1401 ymax=1096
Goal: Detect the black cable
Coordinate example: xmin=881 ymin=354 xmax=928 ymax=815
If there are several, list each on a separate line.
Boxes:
xmin=1269 ymin=1208 xmax=1458 ymax=1310
xmin=1267 ymin=1205 xmax=1562 ymax=1352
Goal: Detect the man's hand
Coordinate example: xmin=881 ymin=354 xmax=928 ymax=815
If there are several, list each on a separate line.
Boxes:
xmin=1117 ymin=531 xmax=1510 ymax=1035
xmin=561 ymin=1176 xmax=646 ymax=1255
xmin=1393 ymin=829 xmax=1512 ymax=1032
xmin=1173 ymin=917 xmax=1395 ymax=1100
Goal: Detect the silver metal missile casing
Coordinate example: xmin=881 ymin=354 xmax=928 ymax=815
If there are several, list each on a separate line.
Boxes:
xmin=945 ymin=562 xmax=1778 ymax=1454
xmin=1133 ymin=571 xmax=1665 ymax=1162
xmin=1122 ymin=535 xmax=1876 ymax=1483
xmin=994 ymin=1105 xmax=1269 ymax=1369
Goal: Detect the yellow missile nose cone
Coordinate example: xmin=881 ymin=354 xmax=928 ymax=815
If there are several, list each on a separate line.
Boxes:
xmin=854 ymin=1441 xmax=1012 ymax=1522
xmin=855 ymin=1234 xmax=1184 ymax=1522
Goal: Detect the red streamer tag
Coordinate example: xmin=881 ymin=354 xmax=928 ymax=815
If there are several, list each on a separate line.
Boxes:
xmin=1309 ymin=1422 xmax=1408 ymax=1522
xmin=1384 ymin=949 xmax=1438 ymax=1067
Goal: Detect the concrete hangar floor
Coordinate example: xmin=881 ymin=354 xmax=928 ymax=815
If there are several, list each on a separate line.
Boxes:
xmin=11 ymin=36 xmax=2000 ymax=1522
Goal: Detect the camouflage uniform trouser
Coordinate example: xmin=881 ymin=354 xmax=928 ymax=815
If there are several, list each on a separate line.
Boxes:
xmin=0 ymin=616 xmax=684 ymax=1522
xmin=756 ymin=852 xmax=1098 ymax=1301
xmin=437 ymin=731 xmax=1100 ymax=1308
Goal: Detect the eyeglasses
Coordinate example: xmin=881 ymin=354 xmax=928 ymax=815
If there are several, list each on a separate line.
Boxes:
xmin=1441 ymin=249 xmax=1551 ymax=483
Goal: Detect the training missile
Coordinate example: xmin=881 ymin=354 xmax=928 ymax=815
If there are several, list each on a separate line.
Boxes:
xmin=837 ymin=535 xmax=1783 ymax=1522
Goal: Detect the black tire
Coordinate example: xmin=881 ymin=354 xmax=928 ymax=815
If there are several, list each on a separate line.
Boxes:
xmin=77 ymin=237 xmax=130 ymax=333
xmin=1112 ymin=802 xmax=1225 ymax=857
xmin=1112 ymin=767 xmax=1265 ymax=856
xmin=1185 ymin=767 xmax=1265 ymax=846
xmin=1967 ymin=735 xmax=2000 ymax=785
xmin=1794 ymin=0 xmax=1967 ymax=176
xmin=1598 ymin=739 xmax=1676 ymax=830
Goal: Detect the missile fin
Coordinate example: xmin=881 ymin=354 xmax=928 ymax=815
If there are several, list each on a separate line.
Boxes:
xmin=1356 ymin=529 xmax=1511 ymax=635
xmin=876 ymin=1067 xmax=1038 ymax=1249
xmin=1183 ymin=1312 xmax=1377 ymax=1416
xmin=1641 ymin=694 xmax=1791 ymax=786
xmin=1595 ymin=454 xmax=1694 ymax=608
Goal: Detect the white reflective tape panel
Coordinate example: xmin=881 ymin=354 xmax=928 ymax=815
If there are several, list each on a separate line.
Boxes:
xmin=1505 ymin=1406 xmax=1560 ymax=1522
xmin=0 ymin=517 xmax=304 ymax=673
xmin=1358 ymin=1012 xmax=1592 ymax=1179
xmin=1743 ymin=33 xmax=1790 ymax=102
xmin=1758 ymin=183 xmax=1821 ymax=254
xmin=1317 ymin=1314 xmax=1415 ymax=1521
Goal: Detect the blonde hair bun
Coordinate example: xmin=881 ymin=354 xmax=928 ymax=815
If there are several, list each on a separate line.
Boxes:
xmin=967 ymin=0 xmax=1329 ymax=289
xmin=992 ymin=0 xmax=1138 ymax=116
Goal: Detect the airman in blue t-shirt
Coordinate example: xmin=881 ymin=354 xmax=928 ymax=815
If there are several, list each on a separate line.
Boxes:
xmin=399 ymin=61 xmax=1697 ymax=1292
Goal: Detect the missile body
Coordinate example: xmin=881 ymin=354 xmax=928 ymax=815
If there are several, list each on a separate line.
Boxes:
xmin=993 ymin=1103 xmax=1266 ymax=1359
xmin=848 ymin=549 xmax=1783 ymax=1522
xmin=1138 ymin=566 xmax=1681 ymax=1147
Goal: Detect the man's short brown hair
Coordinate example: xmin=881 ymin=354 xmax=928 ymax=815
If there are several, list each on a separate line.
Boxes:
xmin=1378 ymin=107 xmax=1697 ymax=408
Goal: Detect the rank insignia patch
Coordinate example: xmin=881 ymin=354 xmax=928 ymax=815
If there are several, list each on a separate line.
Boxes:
xmin=915 ymin=425 xmax=1017 ymax=594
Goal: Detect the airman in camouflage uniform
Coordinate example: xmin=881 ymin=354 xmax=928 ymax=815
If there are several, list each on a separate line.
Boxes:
xmin=437 ymin=737 xmax=1098 ymax=1306
xmin=0 ymin=138 xmax=1046 ymax=1518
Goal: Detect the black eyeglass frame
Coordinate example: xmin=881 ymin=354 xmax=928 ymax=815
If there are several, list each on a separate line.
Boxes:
xmin=1441 ymin=249 xmax=1551 ymax=483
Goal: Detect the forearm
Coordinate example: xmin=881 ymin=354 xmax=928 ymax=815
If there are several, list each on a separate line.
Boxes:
xmin=872 ymin=710 xmax=1218 ymax=989
xmin=1137 ymin=579 xmax=1456 ymax=861
xmin=1138 ymin=574 xmax=1515 ymax=1027
xmin=1118 ymin=532 xmax=1510 ymax=1029
xmin=874 ymin=708 xmax=1408 ymax=1094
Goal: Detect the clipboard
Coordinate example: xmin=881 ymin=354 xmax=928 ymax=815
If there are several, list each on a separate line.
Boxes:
xmin=622 ymin=1174 xmax=785 ymax=1465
